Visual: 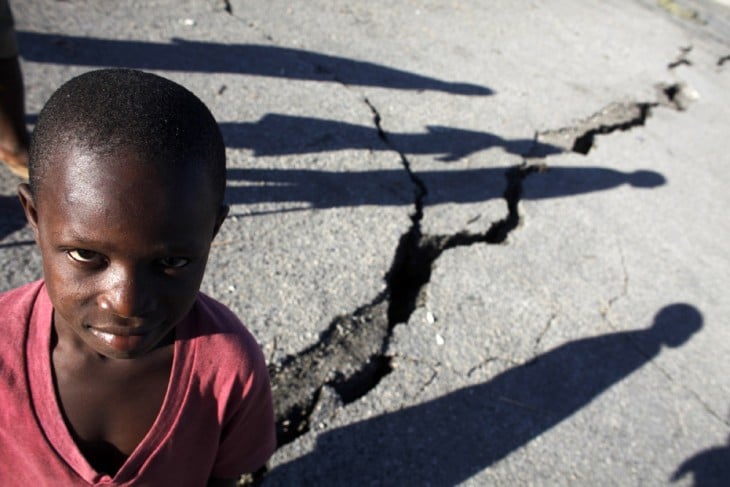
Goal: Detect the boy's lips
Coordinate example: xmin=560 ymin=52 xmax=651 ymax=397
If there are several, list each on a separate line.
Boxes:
xmin=86 ymin=322 xmax=164 ymax=354
xmin=86 ymin=324 xmax=157 ymax=336
xmin=88 ymin=327 xmax=149 ymax=353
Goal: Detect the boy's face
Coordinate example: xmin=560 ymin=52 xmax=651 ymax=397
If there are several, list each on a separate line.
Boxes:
xmin=18 ymin=144 xmax=227 ymax=359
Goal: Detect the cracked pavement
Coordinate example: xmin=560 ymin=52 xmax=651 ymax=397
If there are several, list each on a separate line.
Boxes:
xmin=2 ymin=0 xmax=729 ymax=485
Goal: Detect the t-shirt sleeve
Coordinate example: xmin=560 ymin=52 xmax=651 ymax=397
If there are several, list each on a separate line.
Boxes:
xmin=211 ymin=331 xmax=276 ymax=477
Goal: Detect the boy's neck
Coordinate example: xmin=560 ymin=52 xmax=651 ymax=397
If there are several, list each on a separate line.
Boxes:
xmin=50 ymin=309 xmax=175 ymax=476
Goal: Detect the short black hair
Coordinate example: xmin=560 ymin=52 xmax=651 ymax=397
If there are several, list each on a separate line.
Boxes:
xmin=29 ymin=69 xmax=226 ymax=205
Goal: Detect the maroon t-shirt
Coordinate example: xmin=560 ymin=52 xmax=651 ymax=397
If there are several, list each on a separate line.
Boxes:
xmin=0 ymin=280 xmax=275 ymax=485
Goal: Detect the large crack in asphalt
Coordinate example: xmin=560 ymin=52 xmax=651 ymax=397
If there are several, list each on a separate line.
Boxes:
xmin=538 ymin=82 xmax=692 ymax=155
xmin=268 ymin=110 xmax=543 ymax=450
xmin=264 ymin=82 xmax=693 ymax=471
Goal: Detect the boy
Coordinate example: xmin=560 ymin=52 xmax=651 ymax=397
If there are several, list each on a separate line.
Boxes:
xmin=0 ymin=69 xmax=276 ymax=485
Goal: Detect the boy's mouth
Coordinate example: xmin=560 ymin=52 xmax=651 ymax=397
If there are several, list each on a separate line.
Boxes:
xmin=86 ymin=323 xmax=160 ymax=354
xmin=86 ymin=323 xmax=154 ymax=336
xmin=90 ymin=328 xmax=144 ymax=345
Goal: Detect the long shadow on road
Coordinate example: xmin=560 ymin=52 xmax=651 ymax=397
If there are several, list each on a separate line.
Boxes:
xmin=220 ymin=114 xmax=558 ymax=161
xmin=17 ymin=32 xmax=493 ymax=96
xmin=265 ymin=303 xmax=703 ymax=486
xmin=0 ymin=195 xmax=26 ymax=242
xmin=225 ymin=165 xmax=667 ymax=211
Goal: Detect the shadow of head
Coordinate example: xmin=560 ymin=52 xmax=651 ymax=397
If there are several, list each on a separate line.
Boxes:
xmin=628 ymin=170 xmax=667 ymax=188
xmin=650 ymin=303 xmax=703 ymax=348
xmin=671 ymin=432 xmax=730 ymax=484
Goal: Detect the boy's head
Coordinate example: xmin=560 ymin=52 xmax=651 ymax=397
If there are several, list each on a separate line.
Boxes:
xmin=28 ymin=68 xmax=226 ymax=203
xmin=18 ymin=69 xmax=229 ymax=359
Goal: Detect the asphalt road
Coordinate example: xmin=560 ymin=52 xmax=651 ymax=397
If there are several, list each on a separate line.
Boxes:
xmin=2 ymin=1 xmax=729 ymax=485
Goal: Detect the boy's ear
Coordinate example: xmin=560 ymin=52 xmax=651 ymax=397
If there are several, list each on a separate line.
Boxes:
xmin=17 ymin=183 xmax=40 ymax=242
xmin=212 ymin=204 xmax=229 ymax=239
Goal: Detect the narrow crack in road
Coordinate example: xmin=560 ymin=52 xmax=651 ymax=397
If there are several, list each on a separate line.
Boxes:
xmin=668 ymin=45 xmax=693 ymax=69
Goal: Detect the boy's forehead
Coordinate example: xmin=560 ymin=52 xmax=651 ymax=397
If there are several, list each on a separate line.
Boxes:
xmin=41 ymin=144 xmax=214 ymax=211
xmin=35 ymin=145 xmax=221 ymax=243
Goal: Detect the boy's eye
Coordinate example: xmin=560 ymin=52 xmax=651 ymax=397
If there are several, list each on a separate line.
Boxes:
xmin=67 ymin=249 xmax=101 ymax=263
xmin=159 ymin=257 xmax=190 ymax=269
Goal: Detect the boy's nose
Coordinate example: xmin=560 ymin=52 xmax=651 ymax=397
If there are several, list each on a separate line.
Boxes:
xmin=97 ymin=267 xmax=157 ymax=319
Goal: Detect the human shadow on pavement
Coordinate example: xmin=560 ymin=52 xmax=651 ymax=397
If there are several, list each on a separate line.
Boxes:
xmin=672 ymin=434 xmax=730 ymax=486
xmin=220 ymin=115 xmax=560 ymax=161
xmin=225 ymin=166 xmax=666 ymax=211
xmin=0 ymin=194 xmax=26 ymax=241
xmin=266 ymin=303 xmax=703 ymax=486
xmin=17 ymin=32 xmax=493 ymax=96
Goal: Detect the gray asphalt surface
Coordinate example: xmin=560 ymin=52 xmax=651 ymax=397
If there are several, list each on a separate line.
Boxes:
xmin=2 ymin=1 xmax=729 ymax=485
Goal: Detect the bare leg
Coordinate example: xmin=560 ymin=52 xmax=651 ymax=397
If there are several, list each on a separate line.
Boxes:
xmin=0 ymin=55 xmax=28 ymax=179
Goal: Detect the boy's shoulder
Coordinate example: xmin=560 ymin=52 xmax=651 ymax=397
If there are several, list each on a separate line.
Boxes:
xmin=188 ymin=292 xmax=252 ymax=341
xmin=0 ymin=279 xmax=45 ymax=301
xmin=183 ymin=292 xmax=266 ymax=370
xmin=0 ymin=279 xmax=46 ymax=323
xmin=0 ymin=280 xmax=47 ymax=362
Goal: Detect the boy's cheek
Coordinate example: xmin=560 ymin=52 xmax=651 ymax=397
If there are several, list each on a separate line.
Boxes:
xmin=40 ymin=253 xmax=95 ymax=305
xmin=42 ymin=261 xmax=85 ymax=301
